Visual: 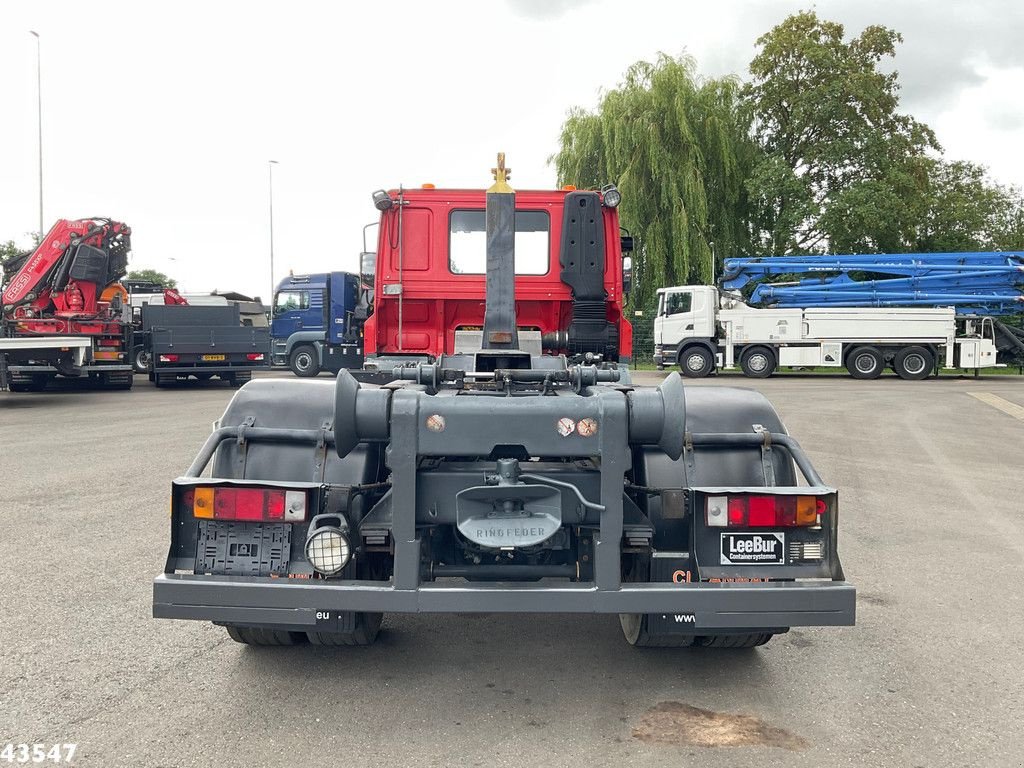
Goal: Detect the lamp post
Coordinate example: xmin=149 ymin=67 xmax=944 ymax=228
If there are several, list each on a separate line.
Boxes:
xmin=268 ymin=160 xmax=278 ymax=307
xmin=29 ymin=30 xmax=43 ymax=237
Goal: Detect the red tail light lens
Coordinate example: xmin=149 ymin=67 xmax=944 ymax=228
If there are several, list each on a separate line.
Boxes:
xmin=191 ymin=486 xmax=306 ymax=522
xmin=727 ymin=498 xmax=747 ymax=526
xmin=246 ymin=353 xmax=265 ymax=361
xmin=159 ymin=354 xmax=179 ymax=363
xmin=707 ymin=493 xmax=825 ymax=528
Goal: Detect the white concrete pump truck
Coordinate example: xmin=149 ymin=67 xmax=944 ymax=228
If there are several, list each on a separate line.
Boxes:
xmin=654 ymin=285 xmax=1002 ymax=380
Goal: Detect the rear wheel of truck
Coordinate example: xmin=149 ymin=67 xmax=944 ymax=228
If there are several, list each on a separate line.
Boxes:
xmin=8 ymin=374 xmax=49 ymax=393
xmin=131 ymin=346 xmax=151 ymax=374
xmin=619 ymin=558 xmax=694 ymax=647
xmin=153 ymin=373 xmax=176 ymax=388
xmin=678 ymin=347 xmax=714 ymax=378
xmin=290 ymin=345 xmax=319 ymax=377
xmin=620 ymin=612 xmax=696 ymax=647
xmin=228 ymin=371 xmax=252 ymax=387
xmin=225 ymin=625 xmax=307 ymax=646
xmin=695 ymin=633 xmax=774 ymax=648
xmin=740 ymin=346 xmax=776 ymax=378
xmin=98 ymin=371 xmax=134 ymax=390
xmin=846 ymin=346 xmax=884 ymax=379
xmin=893 ymin=346 xmax=933 ymax=381
xmin=307 ymin=612 xmax=383 ymax=646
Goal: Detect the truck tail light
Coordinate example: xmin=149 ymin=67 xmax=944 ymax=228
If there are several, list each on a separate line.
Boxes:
xmin=246 ymin=353 xmax=265 ymax=361
xmin=159 ymin=354 xmax=179 ymax=363
xmin=189 ymin=486 xmax=307 ymax=522
xmin=707 ymin=494 xmax=826 ymax=528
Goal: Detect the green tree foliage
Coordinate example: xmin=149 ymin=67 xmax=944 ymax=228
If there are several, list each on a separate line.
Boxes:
xmin=746 ymin=11 xmax=939 ymax=255
xmin=127 ymin=268 xmax=177 ymax=289
xmin=552 ymin=54 xmax=759 ymax=310
xmin=1 ymin=240 xmax=31 ymax=285
xmin=0 ymin=240 xmax=23 ymax=264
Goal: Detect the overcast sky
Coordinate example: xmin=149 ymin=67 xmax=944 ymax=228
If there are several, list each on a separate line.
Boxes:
xmin=2 ymin=0 xmax=1022 ymax=301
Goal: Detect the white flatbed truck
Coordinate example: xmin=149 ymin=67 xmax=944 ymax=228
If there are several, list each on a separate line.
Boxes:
xmin=0 ymin=337 xmax=92 ymax=391
xmin=653 ymin=285 xmax=1002 ymax=380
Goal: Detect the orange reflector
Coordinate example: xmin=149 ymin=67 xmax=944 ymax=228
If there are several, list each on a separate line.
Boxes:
xmin=193 ymin=487 xmax=214 ymax=518
xmin=93 ymin=351 xmax=120 ymax=360
xmin=562 ymin=184 xmax=577 ymax=191
xmin=421 ymin=183 xmax=435 ymax=189
xmin=795 ymin=496 xmax=818 ymax=525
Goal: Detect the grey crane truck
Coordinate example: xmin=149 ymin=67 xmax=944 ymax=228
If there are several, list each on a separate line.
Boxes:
xmin=153 ymin=157 xmax=855 ymax=648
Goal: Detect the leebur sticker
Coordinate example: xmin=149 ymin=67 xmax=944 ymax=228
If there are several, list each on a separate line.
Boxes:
xmin=721 ymin=533 xmax=785 ymax=565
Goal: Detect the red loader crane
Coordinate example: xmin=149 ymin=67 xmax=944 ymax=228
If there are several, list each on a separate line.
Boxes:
xmin=0 ymin=218 xmax=134 ymax=392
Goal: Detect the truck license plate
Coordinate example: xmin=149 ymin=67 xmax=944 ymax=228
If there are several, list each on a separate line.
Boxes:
xmin=202 ymin=354 xmax=226 ymax=361
xmin=720 ymin=532 xmax=785 ymax=565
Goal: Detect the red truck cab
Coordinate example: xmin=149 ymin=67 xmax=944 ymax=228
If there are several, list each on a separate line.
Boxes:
xmin=361 ymin=187 xmax=632 ymax=365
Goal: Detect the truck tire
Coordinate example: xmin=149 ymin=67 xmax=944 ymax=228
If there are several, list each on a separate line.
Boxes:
xmin=893 ymin=346 xmax=933 ymax=381
xmin=678 ymin=347 xmax=714 ymax=378
xmin=695 ymin=633 xmax=775 ymax=648
xmin=100 ymin=372 xmax=134 ymax=390
xmin=153 ymin=373 xmax=176 ymax=388
xmin=619 ymin=558 xmax=695 ymax=647
xmin=846 ymin=346 xmax=884 ymax=379
xmin=620 ymin=612 xmax=696 ymax=647
xmin=8 ymin=374 xmax=48 ymax=393
xmin=739 ymin=346 xmax=776 ymax=378
xmin=225 ymin=625 xmax=307 ymax=646
xmin=307 ymin=612 xmax=383 ymax=646
xmin=229 ymin=371 xmax=253 ymax=388
xmin=131 ymin=346 xmax=151 ymax=374
xmin=289 ymin=345 xmax=320 ymax=377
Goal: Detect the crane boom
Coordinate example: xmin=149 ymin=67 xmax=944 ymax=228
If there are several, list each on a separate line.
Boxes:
xmin=720 ymin=252 xmax=1024 ymax=316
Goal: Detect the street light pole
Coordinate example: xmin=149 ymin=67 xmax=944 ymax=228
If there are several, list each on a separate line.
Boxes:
xmin=29 ymin=31 xmax=43 ymax=237
xmin=268 ymin=160 xmax=278 ymax=307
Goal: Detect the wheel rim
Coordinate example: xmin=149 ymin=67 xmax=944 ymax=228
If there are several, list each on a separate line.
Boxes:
xmin=902 ymin=353 xmax=927 ymax=375
xmin=136 ymin=350 xmax=151 ymax=368
xmin=747 ymin=353 xmax=769 ymax=372
xmin=295 ymin=353 xmax=312 ymax=371
xmin=855 ymin=354 xmax=877 ymax=374
xmin=686 ymin=353 xmax=707 ymax=372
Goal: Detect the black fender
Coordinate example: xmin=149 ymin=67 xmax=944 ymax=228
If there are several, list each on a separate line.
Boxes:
xmin=635 ymin=385 xmax=798 ymax=549
xmin=211 ymin=378 xmax=383 ymax=485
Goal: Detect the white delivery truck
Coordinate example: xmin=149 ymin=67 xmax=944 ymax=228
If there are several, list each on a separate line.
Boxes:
xmin=653 ymin=285 xmax=1001 ymax=380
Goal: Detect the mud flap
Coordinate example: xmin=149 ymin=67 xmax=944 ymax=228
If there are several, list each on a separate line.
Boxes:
xmin=643 ymin=552 xmax=699 ymax=633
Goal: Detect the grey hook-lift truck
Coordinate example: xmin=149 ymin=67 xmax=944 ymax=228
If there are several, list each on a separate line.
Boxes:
xmin=153 ymin=156 xmax=855 ymax=648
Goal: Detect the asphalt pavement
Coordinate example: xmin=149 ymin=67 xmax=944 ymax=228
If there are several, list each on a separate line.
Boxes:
xmin=1 ymin=370 xmax=1022 ymax=767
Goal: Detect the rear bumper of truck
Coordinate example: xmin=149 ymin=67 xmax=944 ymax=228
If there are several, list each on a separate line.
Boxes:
xmin=6 ymin=363 xmax=132 ymax=374
xmin=153 ymin=573 xmax=855 ymax=630
xmin=153 ymin=363 xmax=266 ymax=375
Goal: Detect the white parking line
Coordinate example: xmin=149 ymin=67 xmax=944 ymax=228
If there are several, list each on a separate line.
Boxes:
xmin=968 ymin=392 xmax=1024 ymax=421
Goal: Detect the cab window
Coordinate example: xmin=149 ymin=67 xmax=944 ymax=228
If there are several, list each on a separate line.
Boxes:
xmin=449 ymin=210 xmax=550 ymax=275
xmin=274 ymin=291 xmax=309 ymax=314
xmin=664 ymin=292 xmax=692 ymax=316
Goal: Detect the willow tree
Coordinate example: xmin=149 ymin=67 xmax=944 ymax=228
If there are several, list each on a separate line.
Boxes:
xmin=553 ymin=54 xmax=759 ymax=311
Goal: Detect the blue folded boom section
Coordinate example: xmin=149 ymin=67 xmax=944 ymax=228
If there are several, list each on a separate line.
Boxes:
xmin=720 ymin=252 xmax=1024 ymax=316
